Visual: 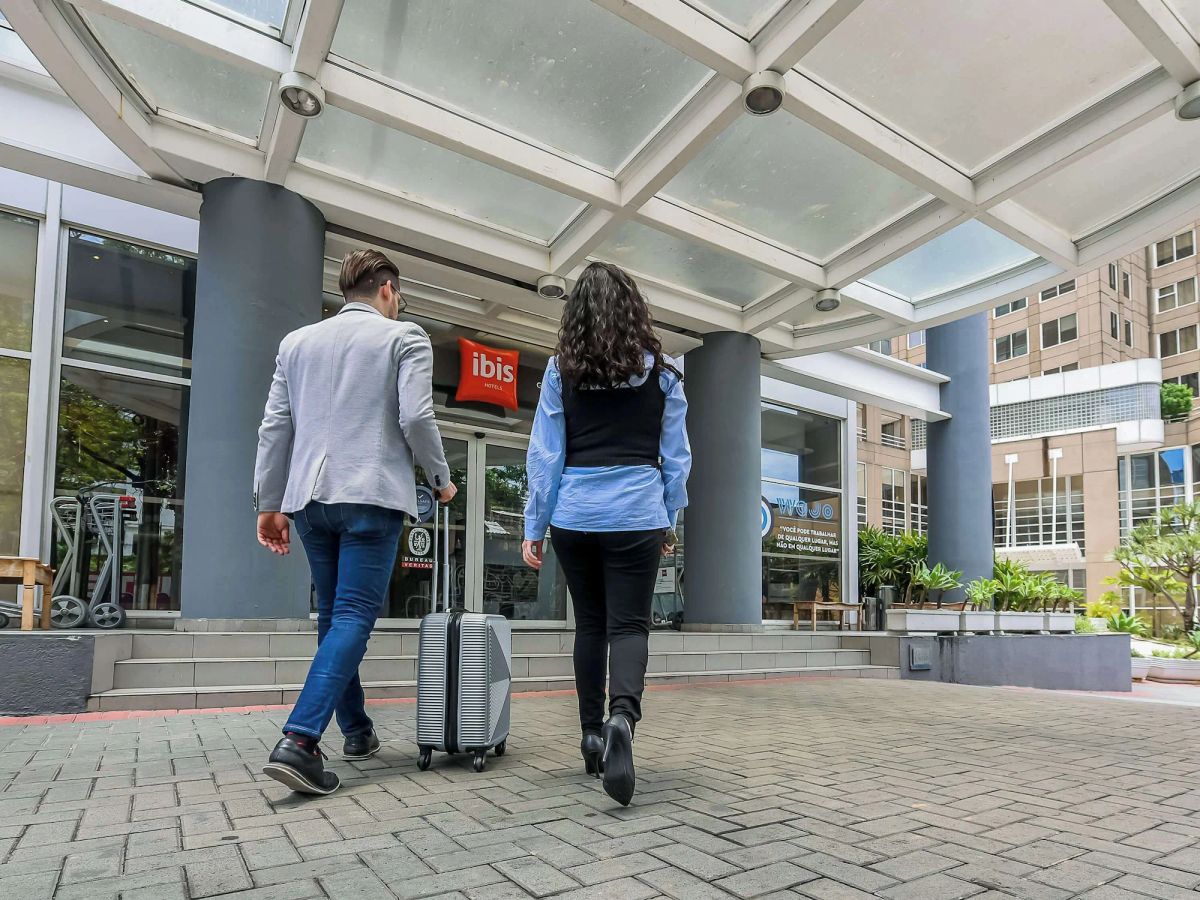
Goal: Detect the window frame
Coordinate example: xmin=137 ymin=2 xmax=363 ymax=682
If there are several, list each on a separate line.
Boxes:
xmin=1041 ymin=312 xmax=1078 ymax=350
xmin=994 ymin=328 xmax=1029 ymax=363
xmin=1154 ymin=229 xmax=1196 ymax=268
xmin=1155 ymin=276 xmax=1197 ymax=313
xmin=1108 ymin=263 xmax=1118 ymax=290
xmin=1110 ymin=310 xmax=1119 ymax=340
xmin=993 ymin=296 xmax=1028 ymax=318
xmin=1160 ymin=324 xmax=1200 ymax=358
xmin=1124 ymin=319 xmax=1133 ymax=348
xmin=1039 ymin=279 xmax=1076 ymax=302
xmin=1122 ymin=270 xmax=1131 ymax=298
xmin=907 ymin=330 xmax=925 ymax=349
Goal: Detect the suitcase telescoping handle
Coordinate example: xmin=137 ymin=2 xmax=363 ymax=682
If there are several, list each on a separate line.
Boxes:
xmin=434 ymin=497 xmax=463 ymax=613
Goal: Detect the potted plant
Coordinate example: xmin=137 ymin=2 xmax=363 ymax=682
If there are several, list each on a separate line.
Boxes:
xmin=1148 ymin=631 xmax=1200 ymax=682
xmin=895 ymin=562 xmax=962 ymax=631
xmin=1085 ymin=595 xmax=1120 ymax=631
xmin=992 ymin=560 xmax=1043 ymax=632
xmin=961 ymin=578 xmax=997 ymax=632
xmin=1044 ymin=582 xmax=1080 ymax=632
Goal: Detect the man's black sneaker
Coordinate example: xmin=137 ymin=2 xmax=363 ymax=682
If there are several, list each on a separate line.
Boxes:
xmin=342 ymin=729 xmax=381 ymax=761
xmin=263 ymin=735 xmax=340 ymax=795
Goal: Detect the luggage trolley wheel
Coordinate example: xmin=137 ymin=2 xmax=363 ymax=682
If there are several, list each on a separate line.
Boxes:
xmin=417 ymin=747 xmax=432 ymax=771
xmin=494 ymin=740 xmax=506 ymax=757
xmin=0 ymin=610 xmax=8 ymax=629
xmin=89 ymin=601 xmax=127 ymax=630
xmin=472 ymin=750 xmax=487 ymax=773
xmin=50 ymin=595 xmax=88 ymax=629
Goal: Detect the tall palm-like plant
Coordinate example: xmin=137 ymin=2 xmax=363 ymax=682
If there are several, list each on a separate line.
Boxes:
xmin=920 ymin=563 xmax=963 ymax=608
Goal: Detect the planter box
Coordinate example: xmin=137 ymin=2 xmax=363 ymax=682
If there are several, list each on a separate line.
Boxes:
xmin=1089 ymin=618 xmax=1109 ymax=632
xmin=1044 ymin=612 xmax=1075 ymax=633
xmin=886 ymin=609 xmax=960 ymax=632
xmin=1148 ymin=657 xmax=1200 ymax=683
xmin=996 ymin=611 xmax=1044 ymax=633
xmin=1131 ymin=658 xmax=1152 ymax=681
xmin=959 ymin=610 xmax=995 ymax=633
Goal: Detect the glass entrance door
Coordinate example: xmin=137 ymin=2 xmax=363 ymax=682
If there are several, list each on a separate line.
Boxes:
xmin=481 ymin=441 xmax=568 ymax=623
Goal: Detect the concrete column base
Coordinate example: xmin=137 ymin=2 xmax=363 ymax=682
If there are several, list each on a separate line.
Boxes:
xmin=682 ymin=622 xmax=765 ymax=633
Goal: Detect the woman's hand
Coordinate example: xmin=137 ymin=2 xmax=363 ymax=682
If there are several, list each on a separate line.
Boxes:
xmin=522 ymin=539 xmax=544 ymax=570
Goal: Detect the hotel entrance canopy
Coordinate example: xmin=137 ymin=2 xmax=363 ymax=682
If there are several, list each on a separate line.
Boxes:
xmin=3 ymin=0 xmax=1200 ymax=363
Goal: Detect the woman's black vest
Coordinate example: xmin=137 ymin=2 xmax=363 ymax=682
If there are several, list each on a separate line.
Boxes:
xmin=562 ymin=370 xmax=665 ymax=468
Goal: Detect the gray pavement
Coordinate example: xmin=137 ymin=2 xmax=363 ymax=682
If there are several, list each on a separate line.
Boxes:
xmin=1 ymin=677 xmax=1199 ymax=899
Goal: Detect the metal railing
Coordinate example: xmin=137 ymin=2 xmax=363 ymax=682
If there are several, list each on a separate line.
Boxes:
xmin=880 ymin=432 xmax=906 ymax=449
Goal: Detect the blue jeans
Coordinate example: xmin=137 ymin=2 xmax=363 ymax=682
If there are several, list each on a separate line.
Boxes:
xmin=284 ymin=501 xmax=404 ymax=740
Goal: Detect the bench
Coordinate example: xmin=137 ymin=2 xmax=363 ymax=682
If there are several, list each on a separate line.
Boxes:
xmin=792 ymin=600 xmax=855 ymax=632
xmin=0 ymin=557 xmax=55 ymax=630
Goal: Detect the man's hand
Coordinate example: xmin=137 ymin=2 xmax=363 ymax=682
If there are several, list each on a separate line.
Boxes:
xmin=257 ymin=512 xmax=290 ymax=555
xmin=522 ymin=539 xmax=543 ymax=570
xmin=435 ymin=482 xmax=458 ymax=504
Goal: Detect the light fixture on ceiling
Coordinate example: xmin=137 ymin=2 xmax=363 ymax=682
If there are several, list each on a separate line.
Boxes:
xmin=1176 ymin=80 xmax=1200 ymax=120
xmin=279 ymin=72 xmax=325 ymax=118
xmin=537 ymin=275 xmax=567 ymax=299
xmin=742 ymin=71 xmax=785 ymax=116
xmin=814 ymin=289 xmax=841 ymax=312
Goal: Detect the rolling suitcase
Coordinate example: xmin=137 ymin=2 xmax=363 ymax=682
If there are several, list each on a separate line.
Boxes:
xmin=416 ymin=505 xmax=512 ymax=772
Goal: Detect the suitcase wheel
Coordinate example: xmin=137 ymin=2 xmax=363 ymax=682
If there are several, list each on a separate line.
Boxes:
xmin=417 ymin=748 xmax=432 ymax=771
xmin=472 ymin=750 xmax=487 ymax=773
xmin=494 ymin=740 xmax=506 ymax=757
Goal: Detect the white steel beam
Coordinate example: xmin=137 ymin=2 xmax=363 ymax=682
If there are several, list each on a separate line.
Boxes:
xmin=765 ymin=351 xmax=948 ymax=421
xmin=973 ymin=71 xmax=1177 ymax=206
xmin=754 ymin=0 xmax=865 ymax=71
xmin=980 ymin=201 xmax=1078 ymax=270
xmin=549 ymin=208 xmax=620 ymax=275
xmin=1078 ymin=172 xmax=1200 ymax=265
xmin=839 ymin=281 xmax=919 ymax=325
xmin=1 ymin=0 xmax=185 ymax=184
xmin=1103 ymin=0 xmax=1200 ymax=85
xmin=742 ymin=286 xmax=811 ymax=334
xmin=320 ymin=63 xmax=620 ymax=209
xmin=826 ymin=202 xmax=970 ymax=288
xmin=68 ymin=0 xmax=289 ymax=77
xmin=263 ymin=0 xmax=345 ymax=183
xmin=586 ymin=0 xmax=756 ymax=81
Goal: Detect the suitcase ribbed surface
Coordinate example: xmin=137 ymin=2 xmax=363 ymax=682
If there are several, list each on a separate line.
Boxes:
xmin=416 ymin=614 xmax=447 ymax=747
xmin=456 ymin=617 xmax=491 ymax=748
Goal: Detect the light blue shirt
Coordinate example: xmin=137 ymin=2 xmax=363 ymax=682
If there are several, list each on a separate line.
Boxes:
xmin=524 ymin=355 xmax=691 ymax=541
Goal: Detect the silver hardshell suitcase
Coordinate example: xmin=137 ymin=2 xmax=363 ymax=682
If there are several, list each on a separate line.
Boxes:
xmin=416 ymin=507 xmax=511 ymax=772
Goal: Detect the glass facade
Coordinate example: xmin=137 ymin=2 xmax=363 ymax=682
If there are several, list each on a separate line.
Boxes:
xmin=0 ymin=211 xmax=36 ymax=555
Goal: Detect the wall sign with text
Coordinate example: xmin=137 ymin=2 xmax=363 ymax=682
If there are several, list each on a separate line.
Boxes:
xmin=456 ymin=337 xmax=519 ymax=410
xmin=762 ymin=494 xmax=840 ymax=559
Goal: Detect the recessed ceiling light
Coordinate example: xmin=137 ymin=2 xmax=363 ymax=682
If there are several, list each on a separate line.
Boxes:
xmin=92 ymin=255 xmax=101 ymax=260
xmin=537 ymin=275 xmax=567 ymax=300
xmin=742 ymin=71 xmax=785 ymax=116
xmin=1176 ymin=80 xmax=1200 ymax=120
xmin=814 ymin=289 xmax=841 ymax=312
xmin=279 ymin=72 xmax=325 ymax=119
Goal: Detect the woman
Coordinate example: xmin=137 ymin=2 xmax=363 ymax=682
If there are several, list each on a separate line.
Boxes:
xmin=522 ymin=261 xmax=691 ymax=806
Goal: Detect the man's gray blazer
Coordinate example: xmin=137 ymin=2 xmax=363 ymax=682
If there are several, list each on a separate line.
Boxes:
xmin=253 ymin=302 xmax=452 ymax=517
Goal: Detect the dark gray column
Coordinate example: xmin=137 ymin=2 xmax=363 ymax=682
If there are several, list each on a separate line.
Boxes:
xmin=682 ymin=331 xmax=763 ymax=631
xmin=926 ymin=312 xmax=993 ymax=602
xmin=180 ymin=178 xmax=325 ymax=621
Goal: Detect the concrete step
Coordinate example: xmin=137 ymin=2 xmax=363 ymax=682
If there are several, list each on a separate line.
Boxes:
xmin=122 ymin=630 xmax=849 ymax=660
xmin=90 ymin=664 xmax=900 ymax=711
xmin=110 ymin=648 xmax=875 ymax=689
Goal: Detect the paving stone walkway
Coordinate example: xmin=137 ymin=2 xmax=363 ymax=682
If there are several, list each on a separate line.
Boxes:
xmin=1 ymin=677 xmax=1199 ymax=899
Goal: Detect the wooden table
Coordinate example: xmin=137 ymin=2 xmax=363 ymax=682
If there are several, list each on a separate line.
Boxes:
xmin=0 ymin=557 xmax=55 ymax=630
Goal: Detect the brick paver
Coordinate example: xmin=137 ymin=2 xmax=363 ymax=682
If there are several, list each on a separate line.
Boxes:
xmin=1 ymin=678 xmax=1199 ymax=898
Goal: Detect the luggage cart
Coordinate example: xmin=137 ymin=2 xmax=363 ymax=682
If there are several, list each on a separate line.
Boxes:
xmin=0 ymin=497 xmax=90 ymax=628
xmin=85 ymin=494 xmax=131 ymax=629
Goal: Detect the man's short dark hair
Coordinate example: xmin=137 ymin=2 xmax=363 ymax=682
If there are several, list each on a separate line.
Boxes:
xmin=339 ymin=249 xmax=400 ymax=301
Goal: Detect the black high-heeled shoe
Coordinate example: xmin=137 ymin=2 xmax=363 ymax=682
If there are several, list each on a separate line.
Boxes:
xmin=600 ymin=714 xmax=635 ymax=806
xmin=580 ymin=732 xmax=604 ymax=778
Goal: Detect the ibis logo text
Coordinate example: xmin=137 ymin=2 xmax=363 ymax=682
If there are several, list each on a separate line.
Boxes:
xmin=456 ymin=337 xmax=520 ymax=411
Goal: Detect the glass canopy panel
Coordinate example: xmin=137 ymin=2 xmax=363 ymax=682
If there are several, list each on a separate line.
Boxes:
xmin=331 ymin=0 xmax=709 ymax=171
xmin=299 ymin=106 xmax=584 ymax=242
xmin=192 ymin=0 xmax=289 ymax=30
xmin=83 ymin=13 xmax=271 ymax=138
xmin=865 ymin=220 xmax=1038 ymax=300
xmin=800 ymin=0 xmax=1156 ymax=173
xmin=684 ymin=0 xmax=789 ymax=36
xmin=664 ymin=112 xmax=929 ymax=261
xmin=0 ymin=19 xmax=47 ymax=74
xmin=596 ymin=220 xmax=788 ymax=307
xmin=1016 ymin=113 xmax=1200 ymax=239
xmin=1167 ymin=1 xmax=1200 ymax=40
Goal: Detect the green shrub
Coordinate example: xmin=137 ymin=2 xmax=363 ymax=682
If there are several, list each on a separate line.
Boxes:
xmin=1074 ymin=615 xmax=1095 ymax=634
xmin=1106 ymin=611 xmax=1151 ymax=637
xmin=1161 ymin=381 xmax=1194 ymax=419
xmin=1085 ymin=595 xmax=1120 ymax=619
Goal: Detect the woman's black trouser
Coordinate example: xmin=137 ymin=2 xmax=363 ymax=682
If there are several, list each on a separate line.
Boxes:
xmin=550 ymin=526 xmax=663 ymax=736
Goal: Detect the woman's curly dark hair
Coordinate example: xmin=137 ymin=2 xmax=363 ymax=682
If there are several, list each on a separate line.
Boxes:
xmin=556 ymin=261 xmax=679 ymax=388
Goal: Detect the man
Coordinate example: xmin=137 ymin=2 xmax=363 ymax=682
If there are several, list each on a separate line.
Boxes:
xmin=253 ymin=249 xmax=456 ymax=795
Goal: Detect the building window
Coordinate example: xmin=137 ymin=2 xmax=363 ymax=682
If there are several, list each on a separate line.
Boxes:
xmin=0 ymin=212 xmax=38 ymax=554
xmin=1108 ymin=263 xmax=1118 ymax=290
xmin=856 ymin=463 xmax=867 ymax=528
xmin=994 ymin=476 xmax=1085 ymax=553
xmin=1039 ymin=279 xmax=1076 ymax=302
xmin=995 ymin=329 xmax=1029 ymax=362
xmin=880 ymin=418 xmax=905 ymax=449
xmin=1155 ymin=277 xmax=1197 ymax=313
xmin=909 ymin=474 xmax=927 ymax=535
xmin=908 ymin=330 xmax=925 ymax=349
xmin=761 ymin=403 xmax=844 ymax=618
xmin=1165 ymin=373 xmax=1200 ymax=396
xmin=1041 ymin=313 xmax=1078 ymax=349
xmin=1122 ymin=270 xmax=1131 ymax=298
xmin=1155 ymin=229 xmax=1195 ymax=267
xmin=881 ymin=467 xmax=907 ymax=536
xmin=1124 ymin=319 xmax=1133 ymax=348
xmin=1043 ymin=363 xmax=1079 ymax=375
xmin=856 ymin=403 xmax=865 ymax=442
xmin=868 ymin=338 xmax=892 ymax=355
xmin=1119 ymin=448 xmax=1190 ymax=540
xmin=1160 ymin=325 xmax=1199 ymax=358
xmin=994 ymin=296 xmax=1027 ymax=317
xmin=1110 ymin=311 xmax=1119 ymax=340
